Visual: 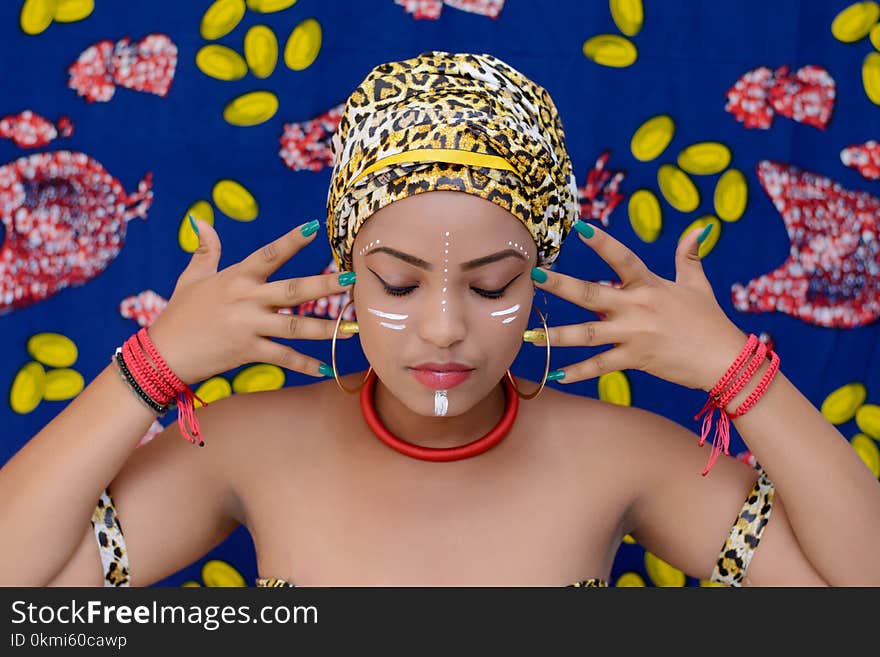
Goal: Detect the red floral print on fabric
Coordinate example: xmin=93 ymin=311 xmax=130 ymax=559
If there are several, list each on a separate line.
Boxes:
xmin=578 ymin=150 xmax=625 ymax=227
xmin=120 ymin=290 xmax=169 ymax=328
xmin=395 ymin=0 xmax=504 ymax=20
xmin=841 ymin=141 xmax=880 ymax=180
xmin=137 ymin=419 xmax=165 ymax=448
xmin=0 ymin=151 xmax=153 ymax=315
xmin=0 ymin=111 xmax=72 ymax=148
xmin=279 ymin=104 xmax=344 ymax=171
xmin=731 ymin=161 xmax=879 ymax=329
xmin=68 ymin=34 xmax=177 ymax=103
xmin=725 ymin=65 xmax=835 ymax=130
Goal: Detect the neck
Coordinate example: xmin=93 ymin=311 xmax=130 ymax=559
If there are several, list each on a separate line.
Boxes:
xmin=371 ymin=372 xmax=508 ymax=449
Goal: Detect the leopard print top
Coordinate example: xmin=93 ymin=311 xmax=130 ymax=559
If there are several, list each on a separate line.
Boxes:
xmin=90 ymin=489 xmax=130 ymax=587
xmin=254 ymin=576 xmax=609 ymax=587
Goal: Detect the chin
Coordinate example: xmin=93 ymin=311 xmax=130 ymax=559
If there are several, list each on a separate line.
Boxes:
xmin=401 ymin=368 xmax=502 ymax=418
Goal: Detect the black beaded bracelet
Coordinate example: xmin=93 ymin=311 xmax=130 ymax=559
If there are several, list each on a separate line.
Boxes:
xmin=113 ymin=348 xmax=173 ymax=416
xmin=114 ymin=350 xmax=169 ymax=415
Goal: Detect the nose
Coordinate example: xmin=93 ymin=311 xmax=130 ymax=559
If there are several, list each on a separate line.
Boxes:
xmin=416 ymin=282 xmax=467 ymax=349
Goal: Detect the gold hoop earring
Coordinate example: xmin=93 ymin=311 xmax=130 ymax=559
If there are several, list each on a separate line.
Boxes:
xmin=331 ymin=298 xmax=372 ymax=394
xmin=507 ymin=305 xmax=551 ymax=400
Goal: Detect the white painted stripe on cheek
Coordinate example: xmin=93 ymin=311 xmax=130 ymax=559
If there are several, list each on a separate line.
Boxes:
xmin=379 ymin=322 xmax=406 ymax=330
xmin=368 ymin=307 xmax=409 ymax=321
xmin=490 ymin=303 xmax=520 ymax=317
xmin=501 ymin=316 xmax=517 ymax=324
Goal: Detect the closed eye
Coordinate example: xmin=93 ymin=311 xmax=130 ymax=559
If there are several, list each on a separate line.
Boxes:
xmin=370 ymin=269 xmax=522 ymax=299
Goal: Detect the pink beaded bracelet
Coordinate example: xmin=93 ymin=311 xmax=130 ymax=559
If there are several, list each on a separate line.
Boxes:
xmin=118 ymin=328 xmax=209 ymax=446
xmin=694 ymin=334 xmax=779 ymax=476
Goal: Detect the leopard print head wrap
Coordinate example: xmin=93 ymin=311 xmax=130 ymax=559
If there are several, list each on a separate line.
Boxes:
xmin=326 ymin=50 xmax=580 ymax=272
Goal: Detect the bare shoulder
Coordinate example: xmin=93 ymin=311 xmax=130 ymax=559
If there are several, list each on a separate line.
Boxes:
xmin=521 ymin=381 xmax=721 ymax=501
xmin=543 ymin=383 xmax=711 ymax=461
xmin=524 ymin=380 xmax=665 ymax=457
xmin=187 ymin=376 xmax=337 ymax=520
xmin=197 ymin=375 xmax=336 ymax=452
xmin=513 ymin=381 xmax=640 ymax=490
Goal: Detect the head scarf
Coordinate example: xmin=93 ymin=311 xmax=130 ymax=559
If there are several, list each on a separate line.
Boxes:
xmin=326 ymin=50 xmax=580 ymax=272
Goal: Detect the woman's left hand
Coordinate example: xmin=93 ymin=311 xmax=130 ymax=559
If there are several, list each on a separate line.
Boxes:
xmin=530 ymin=221 xmax=750 ymax=392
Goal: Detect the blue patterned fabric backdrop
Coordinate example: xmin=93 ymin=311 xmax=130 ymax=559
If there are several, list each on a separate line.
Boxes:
xmin=2 ymin=0 xmax=879 ymax=587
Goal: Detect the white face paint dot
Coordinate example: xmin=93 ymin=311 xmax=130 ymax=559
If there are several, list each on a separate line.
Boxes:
xmin=358 ymin=238 xmax=384 ymax=257
xmin=441 ymin=235 xmax=450 ymax=313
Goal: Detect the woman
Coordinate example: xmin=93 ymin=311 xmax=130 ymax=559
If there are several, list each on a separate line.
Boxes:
xmin=1 ymin=51 xmax=878 ymax=587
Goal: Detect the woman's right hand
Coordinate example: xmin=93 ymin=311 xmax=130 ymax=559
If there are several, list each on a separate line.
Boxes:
xmin=145 ymin=218 xmax=355 ymax=385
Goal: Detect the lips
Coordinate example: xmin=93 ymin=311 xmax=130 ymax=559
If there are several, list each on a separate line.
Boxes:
xmin=409 ymin=362 xmax=474 ymax=390
xmin=411 ymin=362 xmax=473 ymax=372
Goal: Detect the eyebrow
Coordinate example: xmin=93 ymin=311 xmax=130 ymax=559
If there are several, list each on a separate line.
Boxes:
xmin=366 ymin=246 xmax=527 ymax=271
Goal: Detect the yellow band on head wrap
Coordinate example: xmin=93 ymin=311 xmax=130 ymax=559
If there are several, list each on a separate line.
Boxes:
xmin=351 ymin=149 xmax=518 ymax=186
xmin=326 ymin=50 xmax=580 ymax=272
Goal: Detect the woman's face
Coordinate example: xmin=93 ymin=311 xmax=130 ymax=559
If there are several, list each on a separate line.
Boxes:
xmin=350 ymin=190 xmax=537 ymax=418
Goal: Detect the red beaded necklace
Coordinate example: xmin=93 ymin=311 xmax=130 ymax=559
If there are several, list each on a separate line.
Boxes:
xmin=359 ymin=368 xmax=519 ymax=462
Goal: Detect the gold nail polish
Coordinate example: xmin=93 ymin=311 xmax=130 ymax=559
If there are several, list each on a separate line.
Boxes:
xmin=522 ymin=328 xmax=545 ymax=343
xmin=339 ymin=321 xmax=359 ymax=334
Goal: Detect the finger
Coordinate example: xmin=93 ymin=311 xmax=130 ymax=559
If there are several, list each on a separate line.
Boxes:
xmin=238 ymin=220 xmax=324 ymax=280
xmin=532 ymin=267 xmax=619 ymax=313
xmin=675 ymin=222 xmax=714 ymax=289
xmin=527 ymin=320 xmax=618 ymax=348
xmin=251 ymin=338 xmax=330 ymax=377
xmin=550 ymin=347 xmax=630 ymax=384
xmin=258 ymin=313 xmax=355 ymax=341
xmin=255 ymin=271 xmax=356 ymax=307
xmin=179 ymin=214 xmax=222 ymax=284
xmin=571 ymin=220 xmax=653 ymax=285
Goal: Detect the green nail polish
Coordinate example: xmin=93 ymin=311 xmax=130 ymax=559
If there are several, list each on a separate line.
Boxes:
xmin=531 ymin=267 xmax=547 ymax=283
xmin=338 ymin=271 xmax=356 ymax=286
xmin=318 ymin=363 xmax=334 ymax=377
xmin=573 ymin=220 xmax=594 ymax=239
xmin=697 ymin=224 xmax=713 ymax=244
xmin=547 ymin=369 xmax=565 ymax=381
xmin=188 ymin=213 xmax=199 ymax=236
xmin=301 ymin=220 xmax=320 ymax=237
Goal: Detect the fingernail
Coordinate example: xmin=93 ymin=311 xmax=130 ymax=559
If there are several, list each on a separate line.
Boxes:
xmin=301 ymin=220 xmax=320 ymax=237
xmin=573 ymin=220 xmax=595 ymax=239
xmin=523 ymin=329 xmax=545 ymax=343
xmin=338 ymin=271 xmax=356 ymax=286
xmin=547 ymin=369 xmax=566 ymax=381
xmin=318 ymin=363 xmax=334 ymax=377
xmin=531 ymin=267 xmax=547 ymax=283
xmin=188 ymin=213 xmax=199 ymax=236
xmin=697 ymin=224 xmax=714 ymax=244
xmin=339 ymin=321 xmax=359 ymax=334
